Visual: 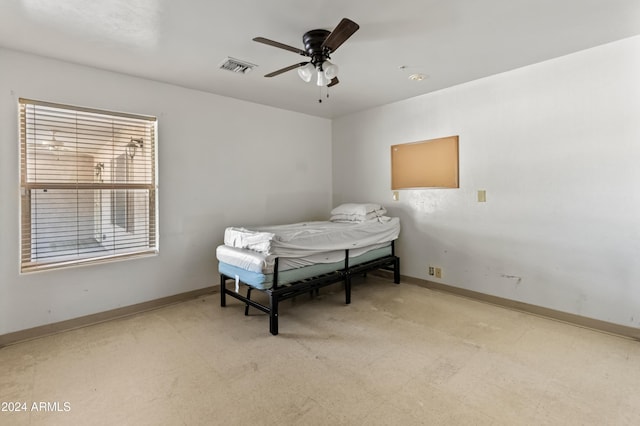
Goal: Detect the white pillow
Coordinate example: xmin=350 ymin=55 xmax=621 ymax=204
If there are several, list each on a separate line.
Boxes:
xmin=330 ymin=203 xmax=386 ymax=217
xmin=330 ymin=211 xmax=381 ymax=222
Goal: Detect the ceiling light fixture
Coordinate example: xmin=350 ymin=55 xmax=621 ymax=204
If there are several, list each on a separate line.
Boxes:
xmin=323 ymin=60 xmax=339 ymax=80
xmin=297 ymin=62 xmax=315 ymax=82
xmin=316 ymin=64 xmax=329 ymax=86
xmin=298 ymin=59 xmax=339 ymax=87
xmin=408 ymin=73 xmax=427 ymax=81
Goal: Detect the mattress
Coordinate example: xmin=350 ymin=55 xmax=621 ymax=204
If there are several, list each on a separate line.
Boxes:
xmin=219 ymin=245 xmax=394 ymax=290
xmin=216 ymin=241 xmax=391 ymax=274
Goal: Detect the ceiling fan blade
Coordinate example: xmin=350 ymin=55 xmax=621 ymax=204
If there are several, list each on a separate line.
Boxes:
xmin=328 ymin=77 xmax=339 ymax=87
xmin=253 ymin=37 xmax=307 ymax=56
xmin=322 ymin=18 xmax=360 ymax=53
xmin=264 ymin=62 xmax=309 ymax=78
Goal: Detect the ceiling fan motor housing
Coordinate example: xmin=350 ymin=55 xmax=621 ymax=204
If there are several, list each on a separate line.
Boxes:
xmin=303 ymin=29 xmax=331 ymax=65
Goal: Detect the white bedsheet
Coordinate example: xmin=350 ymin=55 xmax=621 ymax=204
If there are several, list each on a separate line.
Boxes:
xmin=222 ymin=217 xmax=400 ymax=257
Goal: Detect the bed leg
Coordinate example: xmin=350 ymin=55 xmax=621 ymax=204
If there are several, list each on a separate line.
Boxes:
xmin=220 ymin=274 xmax=227 ymax=307
xmin=245 ymin=287 xmax=253 ymax=316
xmin=394 ymin=258 xmax=401 ymax=284
xmin=269 ymin=294 xmax=279 ymax=336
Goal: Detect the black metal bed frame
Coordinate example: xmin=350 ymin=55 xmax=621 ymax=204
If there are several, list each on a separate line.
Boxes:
xmin=220 ymin=240 xmax=400 ymax=335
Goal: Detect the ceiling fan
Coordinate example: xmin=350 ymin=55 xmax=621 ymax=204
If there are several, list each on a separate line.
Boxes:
xmin=40 ymin=130 xmax=68 ymax=151
xmin=253 ymin=18 xmax=360 ymax=89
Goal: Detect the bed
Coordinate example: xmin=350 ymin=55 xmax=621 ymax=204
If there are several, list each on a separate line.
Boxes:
xmin=217 ymin=203 xmax=401 ymax=335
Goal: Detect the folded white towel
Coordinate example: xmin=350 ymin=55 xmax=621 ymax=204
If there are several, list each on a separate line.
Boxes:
xmin=224 ymin=227 xmax=275 ymax=254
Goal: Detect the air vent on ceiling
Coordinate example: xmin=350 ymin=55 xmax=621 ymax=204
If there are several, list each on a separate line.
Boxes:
xmin=219 ymin=57 xmax=257 ymax=74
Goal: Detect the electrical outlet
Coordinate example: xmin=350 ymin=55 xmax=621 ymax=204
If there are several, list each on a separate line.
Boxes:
xmin=428 ymin=266 xmax=435 ymax=276
xmin=435 ymin=267 xmax=442 ymax=278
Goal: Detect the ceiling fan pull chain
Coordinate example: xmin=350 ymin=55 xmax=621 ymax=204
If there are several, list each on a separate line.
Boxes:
xmin=318 ymin=85 xmax=330 ymax=103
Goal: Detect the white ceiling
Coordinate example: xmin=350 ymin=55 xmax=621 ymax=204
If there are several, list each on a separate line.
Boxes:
xmin=2 ymin=0 xmax=640 ymax=119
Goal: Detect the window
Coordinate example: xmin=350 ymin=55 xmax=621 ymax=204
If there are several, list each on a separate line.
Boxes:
xmin=19 ymin=98 xmax=158 ymax=273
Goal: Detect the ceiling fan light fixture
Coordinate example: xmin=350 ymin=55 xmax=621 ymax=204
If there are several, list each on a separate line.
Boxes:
xmin=323 ymin=60 xmax=339 ymax=79
xmin=297 ymin=63 xmax=314 ymax=83
xmin=316 ymin=69 xmax=329 ymax=86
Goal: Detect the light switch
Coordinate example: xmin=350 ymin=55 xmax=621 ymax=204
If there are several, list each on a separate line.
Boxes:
xmin=393 ymin=191 xmax=399 ymax=201
xmin=477 ymin=190 xmax=486 ymax=202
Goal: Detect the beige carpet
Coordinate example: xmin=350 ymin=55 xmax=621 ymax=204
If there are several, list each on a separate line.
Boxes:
xmin=2 ymin=276 xmax=640 ymax=425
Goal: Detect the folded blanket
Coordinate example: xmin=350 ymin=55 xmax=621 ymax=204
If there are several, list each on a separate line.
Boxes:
xmin=330 ymin=203 xmax=387 ymax=223
xmin=223 ymin=227 xmax=275 ymax=254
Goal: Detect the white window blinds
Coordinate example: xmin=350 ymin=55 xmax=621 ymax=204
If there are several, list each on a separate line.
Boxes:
xmin=19 ymin=98 xmax=158 ymax=273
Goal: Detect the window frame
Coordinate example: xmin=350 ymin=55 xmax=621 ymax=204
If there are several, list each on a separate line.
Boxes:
xmin=19 ymin=98 xmax=158 ymax=273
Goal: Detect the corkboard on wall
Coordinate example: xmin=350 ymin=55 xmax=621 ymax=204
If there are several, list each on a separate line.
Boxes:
xmin=391 ymin=135 xmax=459 ymax=189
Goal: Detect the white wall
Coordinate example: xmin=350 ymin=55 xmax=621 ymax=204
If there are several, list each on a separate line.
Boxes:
xmin=0 ymin=48 xmax=332 ymax=335
xmin=332 ymin=36 xmax=640 ymax=328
